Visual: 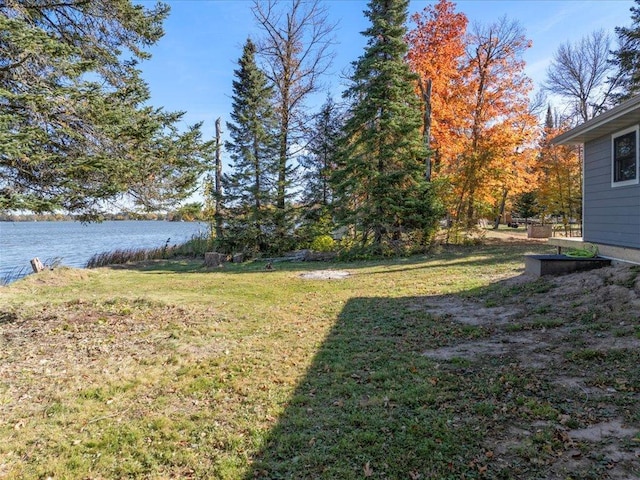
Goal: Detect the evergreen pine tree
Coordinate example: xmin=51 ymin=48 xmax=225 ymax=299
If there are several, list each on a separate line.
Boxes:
xmin=612 ymin=0 xmax=640 ymax=103
xmin=545 ymin=104 xmax=555 ymax=131
xmin=298 ymin=95 xmax=343 ymax=241
xmin=333 ymin=0 xmax=442 ymax=251
xmin=301 ymin=96 xmax=343 ymax=208
xmin=222 ymin=39 xmax=278 ymax=254
xmin=0 ymin=1 xmax=209 ymax=219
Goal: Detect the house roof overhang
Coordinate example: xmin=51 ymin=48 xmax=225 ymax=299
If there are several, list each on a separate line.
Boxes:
xmin=551 ymin=95 xmax=640 ymax=145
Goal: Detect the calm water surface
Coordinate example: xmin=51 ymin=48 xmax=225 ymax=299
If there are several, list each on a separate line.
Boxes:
xmin=0 ymin=220 xmax=207 ymax=283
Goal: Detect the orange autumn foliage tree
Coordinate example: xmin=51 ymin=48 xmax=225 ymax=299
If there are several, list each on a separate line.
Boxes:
xmin=406 ymin=0 xmax=468 ymax=180
xmin=408 ymin=8 xmax=539 ymax=231
xmin=451 ymin=18 xmax=538 ymax=228
xmin=537 ymin=107 xmax=582 ymax=235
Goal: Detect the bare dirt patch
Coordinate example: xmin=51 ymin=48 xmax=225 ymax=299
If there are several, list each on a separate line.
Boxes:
xmin=299 ymin=270 xmax=350 ymax=280
xmin=419 ymin=295 xmax=516 ymax=326
xmin=570 ymin=419 xmax=638 ymax=443
xmin=422 ymin=263 xmax=640 ymax=478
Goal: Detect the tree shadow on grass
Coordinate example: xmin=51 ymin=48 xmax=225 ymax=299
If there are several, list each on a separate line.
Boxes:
xmin=245 ymin=269 xmax=640 ymax=479
xmin=245 ymin=295 xmax=489 ymax=479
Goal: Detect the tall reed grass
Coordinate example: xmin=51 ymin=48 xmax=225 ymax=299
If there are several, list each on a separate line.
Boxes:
xmin=1 ymin=257 xmax=63 ymax=285
xmin=85 ymin=233 xmax=215 ymax=269
xmin=1 ymin=265 xmax=31 ymax=286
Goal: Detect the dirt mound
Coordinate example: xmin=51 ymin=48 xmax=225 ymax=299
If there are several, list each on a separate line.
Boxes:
xmin=422 ymin=263 xmax=640 ymax=478
xmin=6 ymin=266 xmax=94 ymax=288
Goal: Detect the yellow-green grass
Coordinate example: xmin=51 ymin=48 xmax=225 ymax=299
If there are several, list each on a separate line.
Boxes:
xmin=1 ymin=242 xmax=638 ymax=479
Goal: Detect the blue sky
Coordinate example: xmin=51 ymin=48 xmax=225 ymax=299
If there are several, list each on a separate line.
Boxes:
xmin=138 ymin=0 xmax=635 ymax=140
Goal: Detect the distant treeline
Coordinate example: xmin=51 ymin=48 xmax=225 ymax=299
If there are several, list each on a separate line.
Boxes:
xmin=0 ymin=212 xmax=195 ymax=223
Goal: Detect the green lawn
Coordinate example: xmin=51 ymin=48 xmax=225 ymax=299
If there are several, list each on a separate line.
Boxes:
xmin=1 ymin=242 xmax=638 ymax=479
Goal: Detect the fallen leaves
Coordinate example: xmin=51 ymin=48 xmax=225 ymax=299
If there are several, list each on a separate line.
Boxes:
xmin=2 ymin=250 xmax=640 ymax=480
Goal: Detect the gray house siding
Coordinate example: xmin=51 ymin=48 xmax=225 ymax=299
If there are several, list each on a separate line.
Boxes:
xmin=583 ymin=134 xmax=640 ymax=249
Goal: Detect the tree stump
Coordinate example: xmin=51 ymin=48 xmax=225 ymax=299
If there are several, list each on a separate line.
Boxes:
xmin=30 ymin=257 xmax=45 ymax=273
xmin=204 ymin=252 xmax=225 ymax=268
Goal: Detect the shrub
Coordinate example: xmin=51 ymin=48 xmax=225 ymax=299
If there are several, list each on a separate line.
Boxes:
xmin=310 ymin=235 xmax=336 ymax=252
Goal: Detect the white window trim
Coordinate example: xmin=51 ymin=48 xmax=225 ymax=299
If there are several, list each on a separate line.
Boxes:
xmin=611 ymin=125 xmax=640 ymax=188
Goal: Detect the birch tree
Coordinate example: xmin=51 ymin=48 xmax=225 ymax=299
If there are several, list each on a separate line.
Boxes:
xmin=252 ymin=0 xmax=335 ymax=249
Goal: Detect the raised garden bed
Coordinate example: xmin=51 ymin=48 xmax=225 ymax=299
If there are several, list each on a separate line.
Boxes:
xmin=525 ymin=254 xmax=611 ymax=277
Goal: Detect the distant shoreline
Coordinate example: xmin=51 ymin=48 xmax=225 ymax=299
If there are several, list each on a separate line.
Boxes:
xmin=1 ymin=220 xmax=208 ymax=285
xmin=0 ymin=215 xmax=201 ymax=223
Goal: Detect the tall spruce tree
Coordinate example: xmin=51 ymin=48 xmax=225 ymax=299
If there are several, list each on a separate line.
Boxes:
xmin=298 ymin=95 xmax=343 ymax=242
xmin=300 ymin=96 xmax=342 ymax=208
xmin=333 ymin=0 xmax=442 ymax=251
xmin=612 ymin=0 xmax=640 ymax=103
xmin=222 ymin=39 xmax=278 ymax=254
xmin=0 ymin=1 xmax=209 ymax=219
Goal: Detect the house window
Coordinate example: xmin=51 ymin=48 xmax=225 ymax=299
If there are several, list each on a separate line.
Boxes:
xmin=612 ymin=126 xmax=639 ymax=186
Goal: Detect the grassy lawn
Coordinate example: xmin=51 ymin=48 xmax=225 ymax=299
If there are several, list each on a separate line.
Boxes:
xmin=1 ymin=242 xmax=639 ymax=479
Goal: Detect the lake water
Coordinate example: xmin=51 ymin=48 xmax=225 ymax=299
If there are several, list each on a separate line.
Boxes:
xmin=0 ymin=220 xmax=208 ymax=284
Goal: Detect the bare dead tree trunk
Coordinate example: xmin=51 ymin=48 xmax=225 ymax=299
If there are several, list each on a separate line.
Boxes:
xmin=214 ymin=117 xmax=223 ymax=239
xmin=418 ymin=76 xmax=433 ymax=181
